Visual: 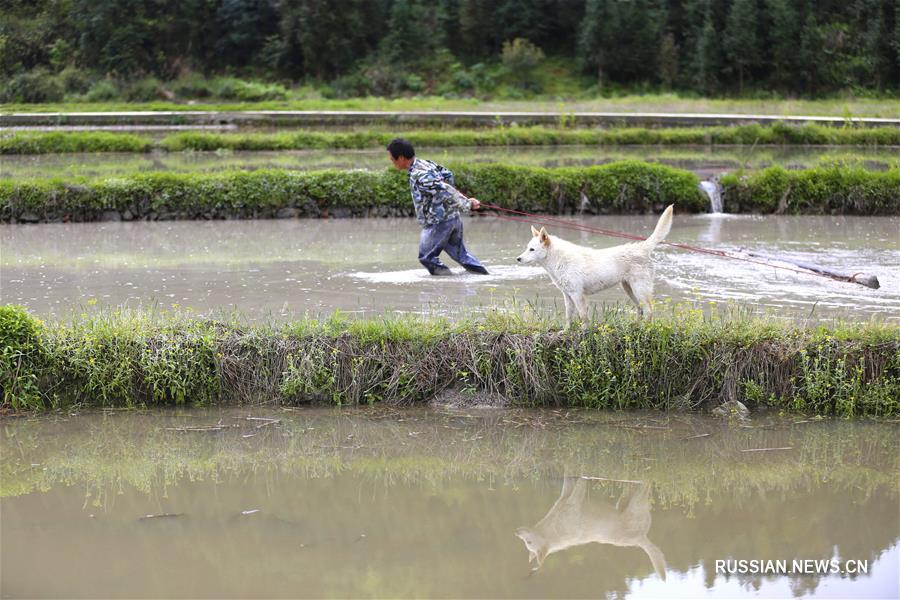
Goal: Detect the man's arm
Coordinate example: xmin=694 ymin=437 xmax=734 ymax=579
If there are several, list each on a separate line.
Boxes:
xmin=435 ymin=165 xmax=481 ymax=210
xmin=418 ymin=167 xmax=479 ymax=210
xmin=409 ymin=179 xmax=428 ymax=224
xmin=417 ymin=172 xmax=471 ymax=211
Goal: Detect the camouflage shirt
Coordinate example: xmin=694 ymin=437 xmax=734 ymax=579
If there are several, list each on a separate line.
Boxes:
xmin=407 ymin=158 xmax=471 ymax=226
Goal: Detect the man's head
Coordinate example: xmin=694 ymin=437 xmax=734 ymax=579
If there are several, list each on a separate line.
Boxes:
xmin=387 ymin=138 xmax=415 ymax=170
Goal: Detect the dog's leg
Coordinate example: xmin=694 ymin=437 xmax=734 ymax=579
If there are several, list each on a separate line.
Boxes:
xmin=562 ymin=293 xmax=575 ymax=328
xmin=621 ymin=281 xmax=641 ymax=312
xmin=629 ymin=278 xmax=654 ymax=318
xmin=559 ymin=476 xmax=577 ymax=502
xmin=571 ymin=292 xmax=590 ymax=326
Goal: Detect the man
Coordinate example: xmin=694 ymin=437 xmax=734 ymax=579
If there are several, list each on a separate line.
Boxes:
xmin=387 ymin=138 xmax=489 ymax=276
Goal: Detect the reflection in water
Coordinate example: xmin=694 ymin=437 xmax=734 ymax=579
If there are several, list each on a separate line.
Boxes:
xmin=1 ymin=408 xmax=897 ymax=598
xmin=517 ymin=478 xmax=666 ymax=579
xmin=695 ymin=212 xmax=735 ymax=244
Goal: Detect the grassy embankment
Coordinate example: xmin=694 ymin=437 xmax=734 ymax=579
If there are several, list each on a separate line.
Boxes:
xmin=3 ymin=124 xmax=899 ymax=155
xmin=0 ymin=161 xmax=707 ymax=222
xmin=4 ymin=94 xmax=900 ymax=116
xmin=6 ymin=147 xmax=898 ymax=182
xmin=2 ymin=162 xmax=897 ymax=222
xmin=2 ymin=304 xmax=897 ymax=417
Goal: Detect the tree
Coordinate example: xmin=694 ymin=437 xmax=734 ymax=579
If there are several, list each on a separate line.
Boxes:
xmin=458 ymin=0 xmax=493 ymax=59
xmin=275 ymin=0 xmax=383 ymax=79
xmin=214 ymin=0 xmax=279 ymax=70
xmin=379 ymin=0 xmax=446 ymax=64
xmin=68 ymin=0 xmax=221 ymax=77
xmin=71 ymin=0 xmax=157 ymax=76
xmin=723 ymin=0 xmax=761 ymax=93
xmin=501 ymin=37 xmax=545 ymax=89
xmin=579 ymin=0 xmax=665 ymax=87
xmin=690 ymin=0 xmax=723 ymax=94
xmin=613 ymin=0 xmax=663 ymax=82
xmin=577 ymin=0 xmax=619 ymax=88
xmin=765 ymin=0 xmax=799 ymax=90
xmin=853 ymin=0 xmax=895 ymax=90
xmin=658 ymin=32 xmax=679 ymax=89
xmin=2 ymin=0 xmax=899 ymax=97
xmin=895 ymin=0 xmax=900 ymax=67
xmin=798 ymin=10 xmax=820 ymax=94
xmin=0 ymin=0 xmax=70 ymax=77
xmin=495 ymin=0 xmax=556 ymax=51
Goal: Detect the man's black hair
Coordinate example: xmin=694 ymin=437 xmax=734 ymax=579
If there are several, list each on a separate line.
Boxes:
xmin=387 ymin=138 xmax=415 ymax=159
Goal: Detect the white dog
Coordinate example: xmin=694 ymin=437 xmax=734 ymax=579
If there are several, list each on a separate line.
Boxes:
xmin=515 ymin=478 xmax=666 ymax=578
xmin=516 ymin=205 xmax=674 ymax=326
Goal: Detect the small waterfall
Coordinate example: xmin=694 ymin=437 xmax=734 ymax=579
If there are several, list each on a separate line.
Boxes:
xmin=699 ymin=180 xmax=723 ymax=213
xmin=578 ymin=191 xmax=591 ymax=213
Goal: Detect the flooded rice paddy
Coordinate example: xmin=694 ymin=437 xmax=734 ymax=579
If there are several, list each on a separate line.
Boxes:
xmin=2 ymin=145 xmax=897 ymax=180
xmin=1 ymin=407 xmax=897 ymax=598
xmin=2 ymin=215 xmax=898 ymax=323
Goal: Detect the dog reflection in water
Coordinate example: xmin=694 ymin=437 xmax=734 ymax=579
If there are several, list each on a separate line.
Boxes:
xmin=515 ymin=477 xmax=667 ymax=579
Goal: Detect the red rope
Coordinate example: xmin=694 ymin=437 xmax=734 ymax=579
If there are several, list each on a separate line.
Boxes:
xmin=480 ymin=203 xmax=860 ymax=285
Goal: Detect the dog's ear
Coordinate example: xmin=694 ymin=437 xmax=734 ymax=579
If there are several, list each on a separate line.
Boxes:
xmin=539 ymin=227 xmax=550 ymax=247
xmin=531 ymin=225 xmax=540 ymax=237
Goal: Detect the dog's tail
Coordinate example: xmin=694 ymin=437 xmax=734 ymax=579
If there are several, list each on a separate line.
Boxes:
xmin=640 ymin=538 xmax=668 ymax=581
xmin=643 ymin=205 xmax=674 ymax=247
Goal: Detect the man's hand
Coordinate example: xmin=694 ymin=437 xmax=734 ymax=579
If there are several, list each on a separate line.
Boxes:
xmin=468 ymin=198 xmax=481 ymax=210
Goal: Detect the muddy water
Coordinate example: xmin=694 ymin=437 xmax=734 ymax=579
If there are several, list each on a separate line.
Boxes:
xmin=2 ymin=215 xmax=897 ymax=323
xmin=1 ymin=145 xmax=897 ymax=180
xmin=1 ymin=408 xmax=897 ymax=598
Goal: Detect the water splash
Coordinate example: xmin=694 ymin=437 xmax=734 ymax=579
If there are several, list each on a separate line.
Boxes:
xmin=347 ymin=264 xmax=544 ymax=284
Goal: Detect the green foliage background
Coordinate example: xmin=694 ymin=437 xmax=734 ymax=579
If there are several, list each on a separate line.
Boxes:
xmin=2 ymin=0 xmax=897 ymax=102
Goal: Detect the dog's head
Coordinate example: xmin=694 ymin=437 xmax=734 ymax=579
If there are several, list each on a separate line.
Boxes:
xmin=515 ymin=526 xmax=549 ymax=571
xmin=516 ymin=226 xmax=551 ymax=264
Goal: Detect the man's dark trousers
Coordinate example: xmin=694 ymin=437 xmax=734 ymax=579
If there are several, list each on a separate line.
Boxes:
xmin=418 ymin=216 xmax=488 ymax=275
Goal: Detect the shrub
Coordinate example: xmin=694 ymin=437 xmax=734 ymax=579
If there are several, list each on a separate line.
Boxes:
xmin=501 ymin=38 xmax=545 ymax=73
xmin=172 ymin=74 xmax=215 ymax=99
xmin=84 ymin=80 xmax=121 ymax=102
xmin=0 ymin=305 xmax=45 ymax=410
xmin=212 ymin=77 xmax=288 ymax=101
xmin=1 ymin=161 xmax=892 ymax=221
xmin=58 ymin=67 xmax=93 ymax=96
xmin=0 ymin=162 xmax=706 ymax=222
xmin=404 ymin=74 xmax=425 ymax=92
xmin=721 ymin=165 xmax=900 ymax=214
xmin=123 ymin=77 xmax=163 ymax=102
xmin=0 ymin=68 xmax=65 ymax=103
